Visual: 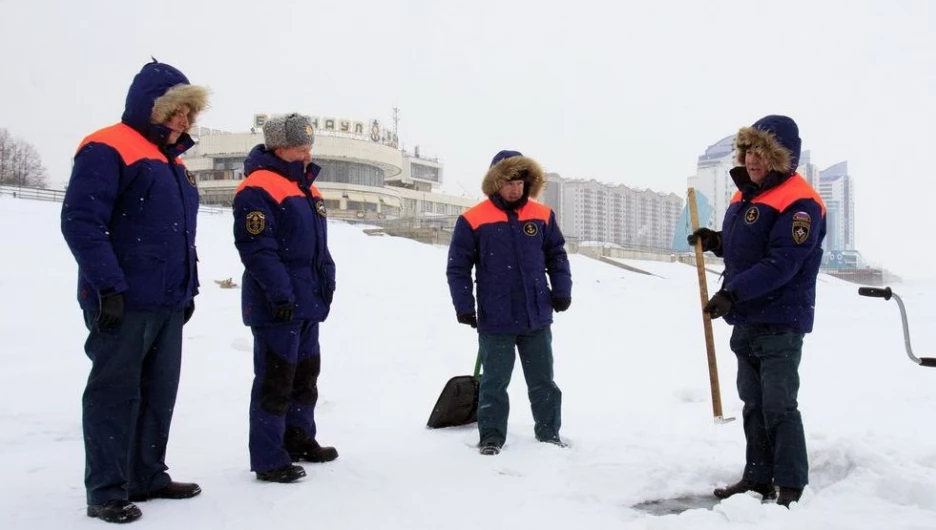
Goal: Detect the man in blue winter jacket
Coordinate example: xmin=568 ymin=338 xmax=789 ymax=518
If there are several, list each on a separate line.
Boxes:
xmin=447 ymin=150 xmax=572 ymax=455
xmin=233 ymin=113 xmax=338 ymax=483
xmin=689 ymin=115 xmax=826 ymax=508
xmin=61 ymin=60 xmax=209 ymax=524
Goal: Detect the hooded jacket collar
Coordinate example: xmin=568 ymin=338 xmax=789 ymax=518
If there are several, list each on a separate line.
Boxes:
xmin=121 ymin=62 xmax=196 ymax=151
xmin=730 ymin=166 xmax=794 ymax=201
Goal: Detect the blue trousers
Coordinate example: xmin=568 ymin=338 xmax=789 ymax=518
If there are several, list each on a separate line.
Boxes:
xmin=81 ymin=309 xmax=184 ymax=505
xmin=477 ymin=326 xmax=561 ymax=446
xmin=730 ymin=324 xmax=808 ymax=488
xmin=249 ymin=320 xmax=321 ymax=472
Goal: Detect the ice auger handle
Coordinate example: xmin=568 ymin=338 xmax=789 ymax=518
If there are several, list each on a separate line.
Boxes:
xmin=859 ymin=286 xmax=935 ymax=368
xmin=858 ymin=287 xmax=892 ymax=300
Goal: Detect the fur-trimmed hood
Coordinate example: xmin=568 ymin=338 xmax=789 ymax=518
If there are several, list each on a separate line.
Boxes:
xmin=733 ymin=115 xmax=801 ymax=175
xmin=481 ymin=150 xmax=546 ymax=199
xmin=121 ymin=60 xmax=210 ymax=146
xmin=151 ymin=84 xmax=210 ymax=128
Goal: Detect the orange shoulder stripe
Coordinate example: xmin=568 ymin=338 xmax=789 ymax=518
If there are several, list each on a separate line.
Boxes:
xmin=729 ymin=175 xmax=826 ymax=216
xmin=236 ymin=170 xmax=305 ymax=204
xmin=518 ymin=200 xmax=552 ymax=223
xmin=462 ymin=200 xmax=508 ymax=229
xmin=753 ymin=174 xmax=827 ymax=216
xmin=78 ymin=123 xmax=167 ymax=165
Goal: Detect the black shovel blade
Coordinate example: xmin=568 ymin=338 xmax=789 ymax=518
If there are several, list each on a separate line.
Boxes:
xmin=426 ymin=375 xmax=479 ymax=429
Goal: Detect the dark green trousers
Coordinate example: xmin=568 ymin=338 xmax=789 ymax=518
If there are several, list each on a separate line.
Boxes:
xmin=477 ymin=326 xmax=561 ymax=446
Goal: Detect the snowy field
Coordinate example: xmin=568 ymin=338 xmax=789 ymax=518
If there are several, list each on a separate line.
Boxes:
xmin=1 ymin=196 xmax=934 ymax=529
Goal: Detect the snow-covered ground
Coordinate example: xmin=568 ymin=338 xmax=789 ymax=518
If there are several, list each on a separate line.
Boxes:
xmin=2 ymin=196 xmax=934 ymax=529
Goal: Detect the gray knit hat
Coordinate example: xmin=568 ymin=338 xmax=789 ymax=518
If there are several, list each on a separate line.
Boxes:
xmin=263 ymin=113 xmax=315 ymax=149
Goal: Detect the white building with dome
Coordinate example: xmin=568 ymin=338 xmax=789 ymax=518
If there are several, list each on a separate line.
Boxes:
xmin=183 ymin=113 xmax=477 ymax=222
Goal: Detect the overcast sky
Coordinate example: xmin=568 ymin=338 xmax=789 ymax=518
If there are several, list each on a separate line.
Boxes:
xmin=2 ymin=0 xmax=934 ymax=279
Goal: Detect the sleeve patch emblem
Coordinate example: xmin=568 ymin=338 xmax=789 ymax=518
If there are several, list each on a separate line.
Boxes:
xmin=246 ymin=211 xmax=266 ymax=235
xmin=315 ymin=200 xmax=328 ymax=217
xmin=523 ymin=221 xmax=539 ymax=236
xmin=792 ymin=219 xmax=811 ymax=244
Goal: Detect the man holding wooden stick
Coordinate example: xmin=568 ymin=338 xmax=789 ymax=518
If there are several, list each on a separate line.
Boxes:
xmin=688 ymin=115 xmax=826 ymax=508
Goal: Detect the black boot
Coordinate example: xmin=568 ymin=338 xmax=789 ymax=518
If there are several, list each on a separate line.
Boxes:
xmin=86 ymin=500 xmax=143 ymax=523
xmin=304 ymin=442 xmax=339 ymax=463
xmin=713 ymin=479 xmax=776 ymax=500
xmin=285 ymin=426 xmax=339 ymax=463
xmin=288 ymin=439 xmax=339 ymax=463
xmin=256 ymin=464 xmax=307 ymax=483
xmin=129 ymin=481 xmax=201 ymax=502
xmin=777 ymin=487 xmax=803 ymax=507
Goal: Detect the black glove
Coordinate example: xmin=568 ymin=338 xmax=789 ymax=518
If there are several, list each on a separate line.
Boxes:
xmin=183 ymin=300 xmax=195 ymax=324
xmin=703 ymin=290 xmax=736 ymax=319
xmin=457 ymin=313 xmax=478 ymax=328
xmin=551 ymin=297 xmax=571 ymax=312
xmin=272 ymin=301 xmax=294 ymax=322
xmin=687 ymin=228 xmax=722 ymax=252
xmin=98 ymin=292 xmax=124 ymax=329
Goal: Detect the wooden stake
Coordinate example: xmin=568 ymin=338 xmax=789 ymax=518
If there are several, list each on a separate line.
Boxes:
xmin=687 ymin=188 xmax=731 ymax=423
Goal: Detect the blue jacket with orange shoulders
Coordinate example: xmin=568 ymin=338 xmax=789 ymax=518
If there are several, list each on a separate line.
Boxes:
xmin=447 ymin=151 xmax=572 ymax=334
xmin=60 ymin=60 xmax=208 ymax=312
xmin=233 ymin=145 xmax=336 ymax=327
xmin=713 ymin=116 xmax=827 ymax=333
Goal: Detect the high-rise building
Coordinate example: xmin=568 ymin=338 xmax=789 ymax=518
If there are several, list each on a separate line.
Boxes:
xmin=541 ymin=172 xmax=565 ymax=226
xmin=818 ymin=161 xmax=855 ymax=251
xmin=686 ymin=135 xmax=736 ymax=231
xmin=541 ymin=174 xmax=682 ymax=250
xmin=798 ymin=150 xmax=821 ymax=189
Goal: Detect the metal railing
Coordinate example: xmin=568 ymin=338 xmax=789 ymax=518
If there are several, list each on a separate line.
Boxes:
xmin=1 ymin=185 xmax=231 ymax=215
xmin=0 ymin=185 xmax=66 ymax=202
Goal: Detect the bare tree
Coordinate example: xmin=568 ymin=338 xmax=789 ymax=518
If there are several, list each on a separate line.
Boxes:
xmin=9 ymin=142 xmax=48 ymax=188
xmin=0 ymin=129 xmax=11 ymax=184
xmin=0 ymin=128 xmax=48 ymax=188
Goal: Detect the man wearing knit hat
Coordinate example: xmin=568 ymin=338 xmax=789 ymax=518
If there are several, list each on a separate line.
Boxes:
xmin=61 ymin=59 xmax=209 ymax=524
xmin=688 ymin=115 xmax=827 ymax=508
xmin=446 ymin=150 xmax=572 ymax=455
xmin=232 ymin=113 xmax=338 ymax=483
